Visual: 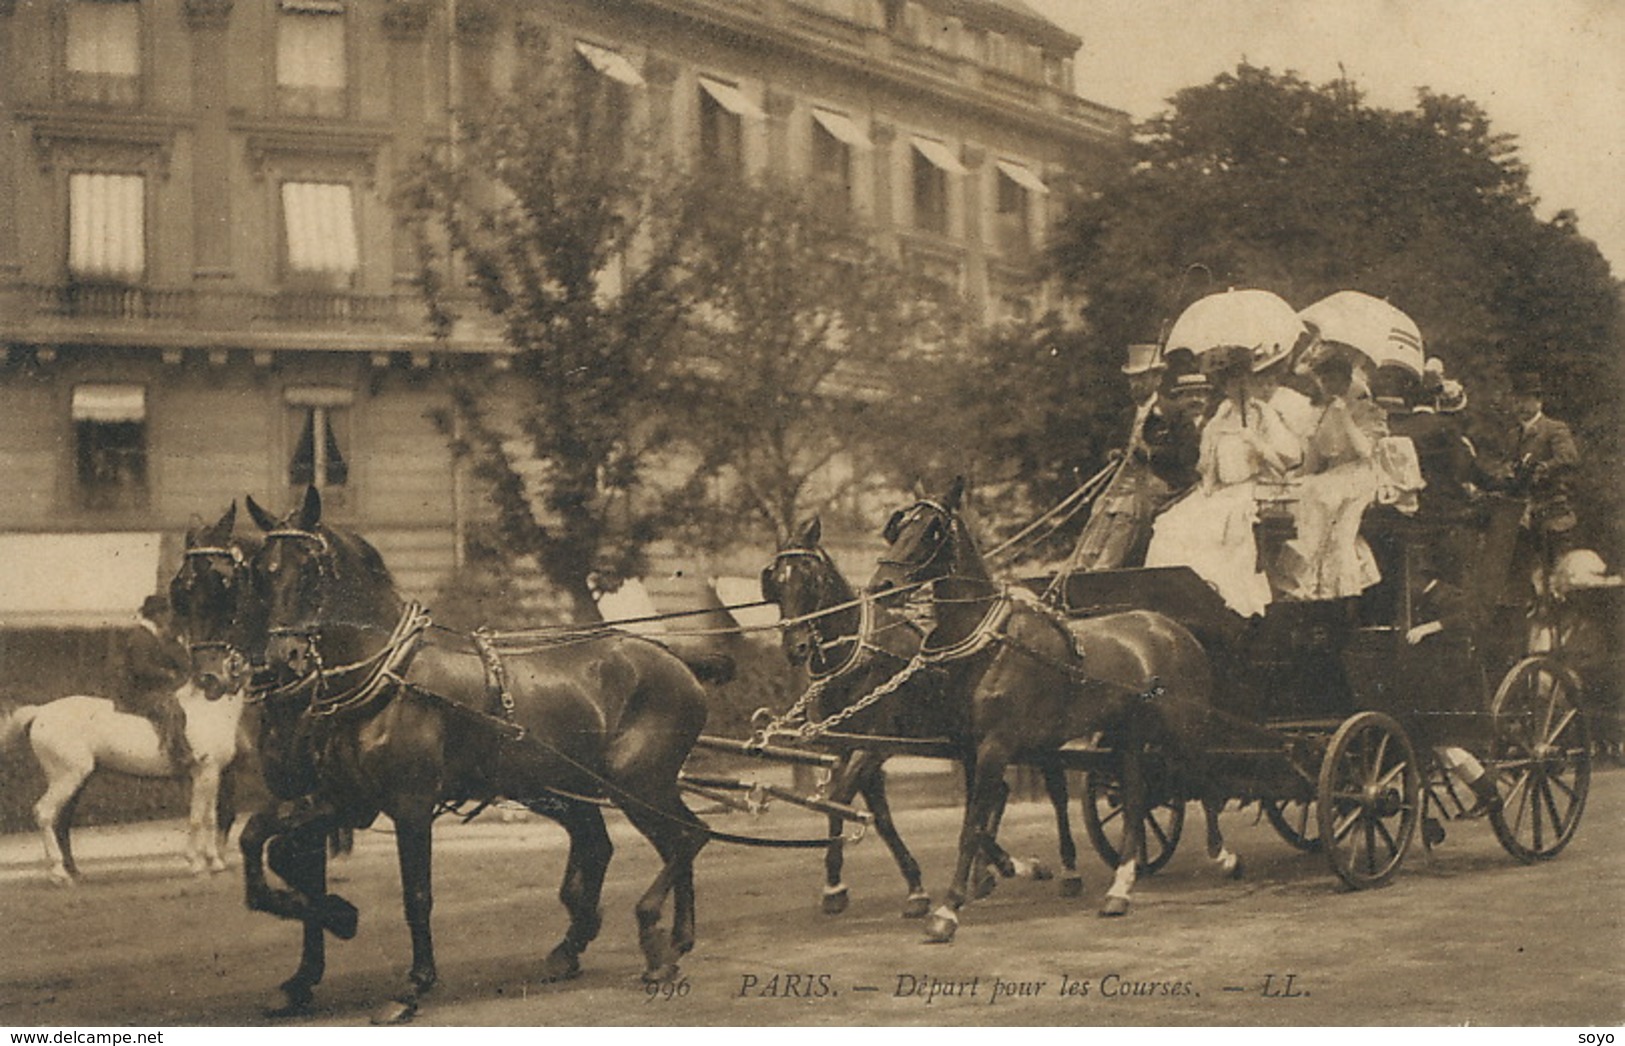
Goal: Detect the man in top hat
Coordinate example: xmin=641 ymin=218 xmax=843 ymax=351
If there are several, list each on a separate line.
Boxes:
xmin=113 ymin=593 xmax=195 ymax=767
xmin=1067 ymin=343 xmax=1199 ymax=572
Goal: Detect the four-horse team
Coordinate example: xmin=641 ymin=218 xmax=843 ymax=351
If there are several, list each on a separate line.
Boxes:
xmin=1 ymin=288 xmax=1617 ymax=1024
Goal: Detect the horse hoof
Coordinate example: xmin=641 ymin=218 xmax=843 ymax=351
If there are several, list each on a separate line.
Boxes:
xmin=1026 ymin=858 xmax=1053 ymax=882
xmin=922 ymin=914 xmax=958 ymax=944
xmin=1226 ymin=855 xmax=1245 ymax=881
xmin=319 ymin=895 xmax=359 ymax=940
xmin=48 ymin=870 xmax=76 ymax=888
xmin=1098 ymin=896 xmax=1131 ymax=918
xmin=537 ymin=949 xmax=583 ymax=983
xmin=264 ymin=991 xmax=314 ymax=1019
xmin=901 ymin=894 xmax=931 ymax=919
xmin=972 ymin=873 xmax=998 ymax=901
xmin=642 ymin=963 xmax=681 ymax=986
xmin=370 ymin=998 xmax=417 ymax=1025
xmin=821 ymin=887 xmax=850 ymax=916
xmin=1059 ymin=875 xmax=1084 ymax=899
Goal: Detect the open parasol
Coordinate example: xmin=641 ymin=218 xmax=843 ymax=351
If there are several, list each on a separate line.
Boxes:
xmin=1164 ymin=289 xmax=1304 ymax=373
xmin=1297 ymin=291 xmax=1425 ymax=377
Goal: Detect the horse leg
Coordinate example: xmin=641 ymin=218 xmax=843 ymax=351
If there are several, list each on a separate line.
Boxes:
xmin=1202 ymin=796 xmax=1243 ymax=879
xmin=854 ymin=759 xmax=930 ymax=918
xmin=925 ymin=739 xmax=1014 ymax=944
xmin=1101 ymin=752 xmax=1145 ymax=917
xmin=253 ymin=817 xmax=339 ymax=1018
xmin=817 ymin=753 xmax=864 ymax=915
xmin=213 ymin=762 xmax=238 ymax=871
xmin=34 ymin=766 xmax=90 ymax=886
xmin=1042 ymin=763 xmax=1083 ymax=898
xmin=618 ymin=787 xmax=708 ymax=983
xmin=535 ymin=799 xmax=612 ymax=983
xmin=371 ymin=811 xmax=437 ymax=1025
xmin=987 ymin=772 xmax=1054 ymax=883
xmin=186 ymin=758 xmax=222 ymax=875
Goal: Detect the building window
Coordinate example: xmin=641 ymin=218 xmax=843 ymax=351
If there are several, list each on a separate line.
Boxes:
xmin=574 ymin=41 xmax=641 ymax=159
xmin=280 ymin=181 xmax=358 ymax=284
xmin=69 ymin=171 xmax=146 ymax=281
xmin=993 ymin=161 xmax=1047 ymax=256
xmin=810 ymin=109 xmax=868 ymax=214
xmin=65 ymin=0 xmax=141 ymax=106
xmin=698 ymin=77 xmax=760 ymax=180
xmin=72 ymin=384 xmax=148 ymax=510
xmin=910 ymin=137 xmax=962 ymax=237
xmin=285 ymin=387 xmax=351 ymax=492
xmin=277 ymin=0 xmax=346 ymax=118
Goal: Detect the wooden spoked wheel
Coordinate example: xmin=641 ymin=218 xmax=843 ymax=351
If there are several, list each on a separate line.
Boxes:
xmin=1317 ymin=712 xmax=1421 ymax=890
xmin=1082 ymin=771 xmax=1185 ymax=874
xmin=1487 ymin=656 xmax=1591 ymax=862
xmin=1262 ymin=797 xmax=1324 ymax=853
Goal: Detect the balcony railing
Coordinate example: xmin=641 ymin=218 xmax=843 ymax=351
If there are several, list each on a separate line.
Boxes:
xmin=13 ymin=283 xmax=420 ymax=330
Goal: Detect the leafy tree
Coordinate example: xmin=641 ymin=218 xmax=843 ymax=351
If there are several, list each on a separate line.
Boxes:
xmin=399 ymin=68 xmax=713 ymax=620
xmin=667 ymin=180 xmax=974 ymax=548
xmin=1046 ymin=63 xmax=1623 ymax=553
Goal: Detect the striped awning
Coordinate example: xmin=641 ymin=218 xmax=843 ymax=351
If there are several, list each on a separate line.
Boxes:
xmin=576 ymin=41 xmax=644 ymax=87
xmin=72 ymin=384 xmax=146 ymax=423
xmin=911 ymin=136 xmax=966 ymax=175
xmin=281 ymin=181 xmax=359 ymax=275
xmin=68 ymin=172 xmax=145 ymax=279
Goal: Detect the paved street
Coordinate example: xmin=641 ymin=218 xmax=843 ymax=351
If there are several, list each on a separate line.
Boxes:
xmin=1 ymin=767 xmax=1620 ymax=1028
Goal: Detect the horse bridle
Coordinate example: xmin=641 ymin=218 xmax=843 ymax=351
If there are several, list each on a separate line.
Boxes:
xmin=177 ymin=543 xmax=253 ymax=683
xmin=261 ymin=526 xmax=336 ymax=648
xmin=764 ymin=547 xmax=873 ymax=679
xmin=877 ymin=499 xmax=955 ymax=583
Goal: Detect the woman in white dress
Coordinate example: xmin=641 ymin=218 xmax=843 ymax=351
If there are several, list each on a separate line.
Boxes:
xmin=1278 ymin=352 xmax=1387 ymax=601
xmin=1146 ymin=358 xmax=1302 ymax=617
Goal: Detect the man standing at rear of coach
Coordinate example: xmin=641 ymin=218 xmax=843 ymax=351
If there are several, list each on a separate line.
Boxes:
xmin=1497 ymin=371 xmax=1581 ymax=589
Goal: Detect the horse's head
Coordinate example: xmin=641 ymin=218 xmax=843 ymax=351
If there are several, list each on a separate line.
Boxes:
xmin=247 ymin=486 xmax=402 ymax=682
xmin=247 ymin=486 xmax=340 ymax=681
xmin=761 ymin=517 xmax=852 ymax=668
xmin=866 ymin=477 xmax=966 ymax=606
xmin=169 ymin=502 xmax=259 ymax=699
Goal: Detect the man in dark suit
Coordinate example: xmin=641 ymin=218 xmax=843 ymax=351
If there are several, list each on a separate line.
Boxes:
xmin=115 ymin=594 xmax=195 ymax=767
xmin=1067 ymin=343 xmax=1199 ymax=572
xmin=1497 ymin=373 xmax=1581 ymax=594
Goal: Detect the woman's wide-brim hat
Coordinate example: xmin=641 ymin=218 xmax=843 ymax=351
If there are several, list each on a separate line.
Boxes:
xmin=1297 ymin=291 xmax=1425 ymax=377
xmin=1165 ymin=289 xmax=1304 ymax=374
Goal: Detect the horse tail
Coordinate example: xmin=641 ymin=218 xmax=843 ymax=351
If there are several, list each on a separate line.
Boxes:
xmin=0 ymin=701 xmax=42 ymax=750
xmin=676 ymin=650 xmax=736 ymax=685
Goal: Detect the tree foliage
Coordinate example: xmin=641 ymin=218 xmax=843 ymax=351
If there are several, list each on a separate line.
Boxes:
xmin=1045 ymin=63 xmax=1623 ymax=551
xmin=668 ymin=180 xmax=973 ymax=548
xmin=399 ymin=69 xmax=710 ymax=619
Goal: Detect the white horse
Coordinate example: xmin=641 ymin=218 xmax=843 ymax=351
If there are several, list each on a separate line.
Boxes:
xmin=1 ymin=682 xmax=246 ymax=885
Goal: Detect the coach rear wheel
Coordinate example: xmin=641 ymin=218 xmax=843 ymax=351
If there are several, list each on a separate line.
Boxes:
xmin=1317 ymin=712 xmax=1421 ymax=890
xmin=1262 ymin=797 xmax=1324 ymax=853
xmin=1488 ymin=656 xmax=1591 ymax=863
xmin=1082 ymin=771 xmax=1184 ymax=874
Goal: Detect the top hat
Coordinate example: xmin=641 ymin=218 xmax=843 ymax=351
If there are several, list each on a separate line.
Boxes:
xmin=1122 ymin=343 xmax=1166 ymax=375
xmin=1509 ymin=371 xmax=1544 ymax=397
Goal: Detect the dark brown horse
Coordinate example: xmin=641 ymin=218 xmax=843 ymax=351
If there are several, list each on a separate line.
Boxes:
xmin=867 ymin=478 xmax=1241 ymax=941
xmin=762 ymin=517 xmax=1082 ymax=918
xmin=240 ymin=486 xmax=709 ymax=1023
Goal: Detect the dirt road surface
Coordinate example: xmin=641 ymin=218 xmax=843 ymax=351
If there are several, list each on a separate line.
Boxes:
xmin=2 ymin=768 xmax=1621 ymax=1028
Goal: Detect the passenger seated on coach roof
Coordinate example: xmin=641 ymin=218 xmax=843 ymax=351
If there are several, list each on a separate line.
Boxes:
xmin=1144 ymin=342 xmax=1301 ymax=618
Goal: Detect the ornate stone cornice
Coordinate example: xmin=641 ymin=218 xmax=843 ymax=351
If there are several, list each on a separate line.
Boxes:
xmin=232 ymin=118 xmax=390 ymax=186
xmin=182 ymin=0 xmax=233 ymax=31
xmin=381 ymin=0 xmax=430 ymax=40
xmin=20 ymin=108 xmax=187 ymax=178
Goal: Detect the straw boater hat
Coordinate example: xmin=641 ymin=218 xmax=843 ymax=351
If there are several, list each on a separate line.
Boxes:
xmin=1121 ymin=343 xmax=1165 ymax=375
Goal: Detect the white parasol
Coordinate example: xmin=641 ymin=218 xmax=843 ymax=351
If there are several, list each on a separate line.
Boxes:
xmin=1164 ymin=289 xmax=1304 ymax=372
xmin=1297 ymin=291 xmax=1425 ymax=377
